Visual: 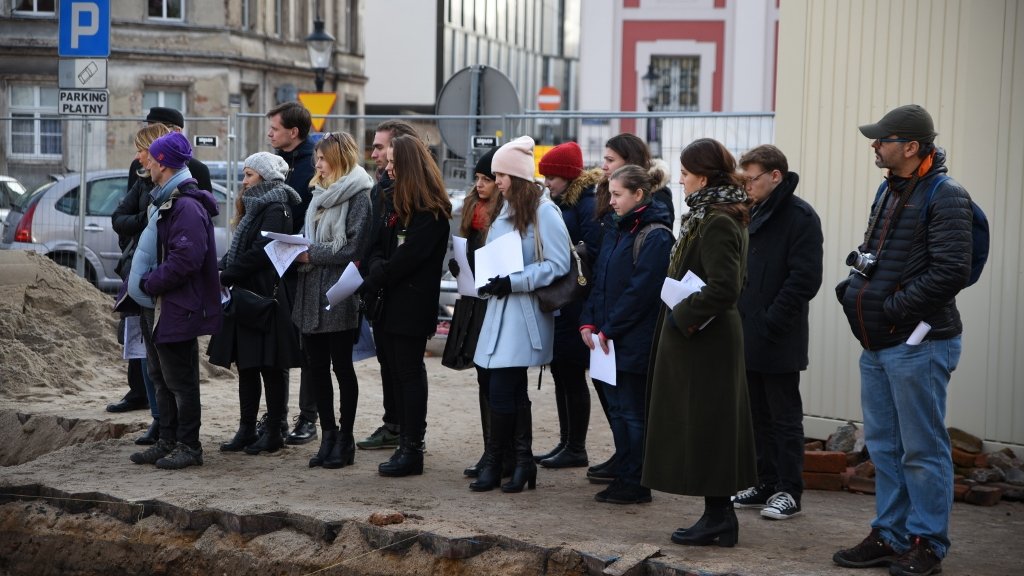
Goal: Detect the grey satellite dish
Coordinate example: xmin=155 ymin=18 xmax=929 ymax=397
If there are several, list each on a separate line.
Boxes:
xmin=436 ymin=65 xmax=521 ymax=175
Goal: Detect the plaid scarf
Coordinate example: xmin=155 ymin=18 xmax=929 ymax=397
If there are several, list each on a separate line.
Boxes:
xmin=668 ymin=185 xmax=747 ymax=277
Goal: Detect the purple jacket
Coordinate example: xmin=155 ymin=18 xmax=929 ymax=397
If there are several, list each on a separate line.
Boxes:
xmin=143 ymin=182 xmax=223 ymax=343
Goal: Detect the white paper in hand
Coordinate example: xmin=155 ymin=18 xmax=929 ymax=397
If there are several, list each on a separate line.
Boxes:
xmin=589 ymin=334 xmax=616 ymax=386
xmin=474 ymin=231 xmax=525 ymax=289
xmin=661 ymin=270 xmax=706 ymax=308
xmin=261 ymin=231 xmax=311 ymax=245
xmin=263 ymin=240 xmax=309 ymax=277
xmin=123 ymin=316 xmax=146 ymax=360
xmin=325 ymin=262 xmax=364 ymax=308
xmin=451 ymin=236 xmax=477 ymax=297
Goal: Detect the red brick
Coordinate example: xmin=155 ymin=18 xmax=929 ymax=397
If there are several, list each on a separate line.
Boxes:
xmin=847 ymin=475 xmax=876 ymax=495
xmin=804 ymin=451 xmax=848 ymax=474
xmin=805 ymin=440 xmax=824 ymax=451
xmin=847 ymin=452 xmax=864 ymax=467
xmin=974 ymin=453 xmax=989 ymax=468
xmin=952 ymin=447 xmax=977 ymax=468
xmin=802 ymin=471 xmax=844 ymax=491
xmin=965 ymin=485 xmax=1003 ymax=506
xmin=953 ymin=483 xmax=970 ymax=502
xmin=854 ymin=460 xmax=876 ymax=478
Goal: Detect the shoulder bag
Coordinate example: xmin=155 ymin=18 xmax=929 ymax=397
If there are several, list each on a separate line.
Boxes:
xmin=227 ymin=282 xmax=278 ymax=331
xmin=532 ymin=222 xmax=591 ymax=313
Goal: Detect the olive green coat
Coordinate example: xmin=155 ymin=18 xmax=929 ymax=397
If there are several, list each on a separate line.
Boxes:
xmin=642 ymin=210 xmax=757 ymax=497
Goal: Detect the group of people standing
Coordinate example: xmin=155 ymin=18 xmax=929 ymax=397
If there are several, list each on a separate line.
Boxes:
xmin=109 ymin=102 xmax=973 ymax=576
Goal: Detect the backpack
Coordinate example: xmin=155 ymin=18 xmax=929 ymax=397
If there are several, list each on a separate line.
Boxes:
xmin=633 ymin=222 xmax=674 ymax=264
xmin=872 ymin=175 xmax=989 ymax=286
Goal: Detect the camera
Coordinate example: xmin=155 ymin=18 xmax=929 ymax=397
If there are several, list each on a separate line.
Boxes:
xmin=846 ymin=251 xmax=878 ymax=278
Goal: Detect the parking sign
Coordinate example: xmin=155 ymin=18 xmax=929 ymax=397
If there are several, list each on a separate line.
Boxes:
xmin=59 ymin=0 xmax=110 ymax=57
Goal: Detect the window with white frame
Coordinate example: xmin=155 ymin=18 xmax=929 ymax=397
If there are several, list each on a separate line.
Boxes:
xmin=13 ymin=0 xmax=55 ymax=15
xmin=651 ymin=55 xmax=701 ymax=111
xmin=8 ymin=85 xmax=62 ymax=158
xmin=148 ymin=0 xmax=183 ymax=21
xmin=142 ymin=89 xmax=186 ymax=117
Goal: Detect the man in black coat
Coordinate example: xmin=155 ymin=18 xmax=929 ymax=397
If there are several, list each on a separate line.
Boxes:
xmin=732 ymin=145 xmax=823 ymax=521
xmin=265 ymin=101 xmax=318 ymax=445
xmin=126 ymin=107 xmax=212 ymax=194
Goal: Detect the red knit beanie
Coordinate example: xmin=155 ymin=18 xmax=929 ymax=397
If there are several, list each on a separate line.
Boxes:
xmin=538 ymin=141 xmax=583 ymax=180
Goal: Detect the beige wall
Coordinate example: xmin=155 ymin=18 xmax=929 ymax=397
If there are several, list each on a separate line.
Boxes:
xmin=776 ymin=0 xmax=1024 ymax=446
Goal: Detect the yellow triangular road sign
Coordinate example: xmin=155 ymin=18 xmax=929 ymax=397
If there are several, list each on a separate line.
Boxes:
xmin=298 ymin=92 xmax=337 ymax=132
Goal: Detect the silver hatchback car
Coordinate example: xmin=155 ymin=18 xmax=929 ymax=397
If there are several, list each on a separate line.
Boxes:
xmin=0 ymin=170 xmax=229 ymax=292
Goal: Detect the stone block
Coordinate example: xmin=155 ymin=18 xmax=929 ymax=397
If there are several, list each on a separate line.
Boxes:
xmin=854 ymin=460 xmax=876 ymax=478
xmin=990 ymin=482 xmax=1024 ymax=502
xmin=803 ymin=471 xmax=844 ymax=491
xmin=970 ymin=467 xmax=1006 ymax=484
xmin=948 ymin=427 xmax=983 ymax=453
xmin=827 ymin=422 xmax=859 ymax=453
xmin=804 ymin=451 xmax=848 ymax=474
xmin=847 ymin=475 xmax=876 ymax=495
xmin=965 ymin=485 xmax=1003 ymax=506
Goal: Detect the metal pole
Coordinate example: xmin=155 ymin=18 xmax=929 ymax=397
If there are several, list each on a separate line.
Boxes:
xmin=76 ymin=117 xmax=88 ymax=278
xmin=466 ymin=65 xmax=482 ymax=181
xmin=226 ymin=102 xmax=239 ymax=232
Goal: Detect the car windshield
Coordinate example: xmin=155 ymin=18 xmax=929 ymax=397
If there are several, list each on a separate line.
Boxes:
xmin=17 ymin=181 xmax=56 ymax=210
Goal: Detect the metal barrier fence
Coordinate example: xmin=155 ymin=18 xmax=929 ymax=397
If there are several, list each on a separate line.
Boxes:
xmin=0 ymin=111 xmax=773 ymax=288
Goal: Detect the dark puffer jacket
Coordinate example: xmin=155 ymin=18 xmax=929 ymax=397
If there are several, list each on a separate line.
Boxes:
xmin=278 ymin=138 xmax=316 ymax=233
xmin=836 ymin=149 xmax=972 ymax=350
xmin=739 ymin=172 xmax=823 ymax=373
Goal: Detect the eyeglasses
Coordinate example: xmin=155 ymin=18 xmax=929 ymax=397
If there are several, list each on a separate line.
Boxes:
xmin=874 ymin=137 xmax=911 ymax=144
xmin=744 ymin=171 xmax=769 ymax=185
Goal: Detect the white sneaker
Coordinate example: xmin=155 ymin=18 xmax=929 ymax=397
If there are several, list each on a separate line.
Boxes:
xmin=760 ymin=491 xmax=801 ymax=520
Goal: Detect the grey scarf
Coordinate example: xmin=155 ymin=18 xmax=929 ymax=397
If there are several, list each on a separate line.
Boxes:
xmin=224 ymin=180 xmax=301 ymax=268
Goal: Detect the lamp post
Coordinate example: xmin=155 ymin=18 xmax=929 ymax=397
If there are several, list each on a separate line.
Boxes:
xmin=641 ymin=64 xmax=661 ymax=156
xmin=305 ymin=16 xmax=335 ymax=92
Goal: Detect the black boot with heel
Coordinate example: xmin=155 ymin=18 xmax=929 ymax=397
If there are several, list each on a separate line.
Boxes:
xmin=244 ymin=424 xmax=284 ymax=455
xmin=324 ymin=431 xmax=355 ymax=469
xmin=540 ymin=390 xmax=590 ymax=468
xmin=470 ymin=410 xmax=515 ymax=492
xmin=671 ymin=496 xmax=738 ymax=547
xmin=502 ymin=405 xmax=537 ymax=493
xmin=220 ymin=422 xmax=257 ymax=452
xmin=309 ymin=430 xmax=337 ymax=467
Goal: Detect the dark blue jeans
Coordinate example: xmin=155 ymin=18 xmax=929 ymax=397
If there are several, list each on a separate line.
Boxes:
xmin=489 ymin=367 xmax=530 ymax=414
xmin=602 ymin=371 xmax=646 ymax=485
xmin=746 ymin=370 xmax=804 ymax=500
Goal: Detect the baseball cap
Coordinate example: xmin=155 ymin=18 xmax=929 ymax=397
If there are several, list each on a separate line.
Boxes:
xmin=859 ymin=104 xmax=937 ymax=142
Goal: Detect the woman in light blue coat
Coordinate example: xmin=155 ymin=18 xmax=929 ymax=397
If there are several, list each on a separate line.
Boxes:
xmin=470 ymin=136 xmax=571 ymax=494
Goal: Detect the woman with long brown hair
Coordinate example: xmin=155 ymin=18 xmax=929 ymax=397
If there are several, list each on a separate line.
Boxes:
xmin=469 ymin=136 xmax=571 ymax=494
xmin=360 ymin=134 xmax=452 ymax=477
xmin=643 ymin=138 xmax=757 ymax=546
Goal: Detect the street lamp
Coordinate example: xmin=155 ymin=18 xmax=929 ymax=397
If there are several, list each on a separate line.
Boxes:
xmin=305 ymin=16 xmax=335 ymax=92
xmin=641 ymin=64 xmax=661 ymax=154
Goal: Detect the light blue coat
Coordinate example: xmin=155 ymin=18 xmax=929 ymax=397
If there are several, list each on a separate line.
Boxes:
xmin=474 ymin=198 xmax=572 ymax=369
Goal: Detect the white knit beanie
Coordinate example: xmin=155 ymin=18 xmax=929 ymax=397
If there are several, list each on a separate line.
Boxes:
xmin=491 ymin=136 xmax=536 ymax=182
xmin=244 ymin=151 xmax=289 ymax=182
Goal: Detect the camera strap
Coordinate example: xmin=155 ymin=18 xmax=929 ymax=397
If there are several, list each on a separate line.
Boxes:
xmin=862 ymin=174 xmax=922 ymax=259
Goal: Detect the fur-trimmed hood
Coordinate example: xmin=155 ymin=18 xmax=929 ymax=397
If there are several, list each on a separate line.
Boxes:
xmin=650 ymin=158 xmax=672 ymax=190
xmin=558 ymin=167 xmax=604 ymax=207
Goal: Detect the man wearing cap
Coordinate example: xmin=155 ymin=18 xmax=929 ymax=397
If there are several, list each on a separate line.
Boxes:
xmin=127 ymin=106 xmax=212 ymax=194
xmin=127 ymin=132 xmax=223 ymax=471
xmin=833 ymin=105 xmax=973 ymax=576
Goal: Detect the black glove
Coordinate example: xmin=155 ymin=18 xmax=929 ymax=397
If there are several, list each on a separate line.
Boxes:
xmin=478 ymin=275 xmax=512 ymax=298
xmin=447 ymin=258 xmax=461 ymax=278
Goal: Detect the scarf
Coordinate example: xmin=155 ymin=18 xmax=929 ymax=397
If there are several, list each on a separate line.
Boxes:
xmin=303 ymin=164 xmax=374 ymax=255
xmin=668 ymin=185 xmax=747 ymax=277
xmin=224 ymin=180 xmax=302 ymax=269
xmin=472 ymin=197 xmax=493 ymax=231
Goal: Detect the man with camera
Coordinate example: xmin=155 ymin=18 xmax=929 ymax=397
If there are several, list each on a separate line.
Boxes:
xmin=833 ymin=105 xmax=974 ymax=576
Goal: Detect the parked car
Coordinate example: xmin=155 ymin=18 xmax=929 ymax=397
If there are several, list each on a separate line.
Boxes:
xmin=0 ymin=175 xmax=27 ymax=224
xmin=0 ymin=170 xmax=230 ymax=292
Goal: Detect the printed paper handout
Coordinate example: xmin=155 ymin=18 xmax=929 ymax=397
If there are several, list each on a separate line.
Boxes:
xmin=123 ymin=315 xmax=146 ymax=360
xmin=474 ymin=231 xmax=525 ymax=289
xmin=261 ymin=231 xmax=311 ymax=277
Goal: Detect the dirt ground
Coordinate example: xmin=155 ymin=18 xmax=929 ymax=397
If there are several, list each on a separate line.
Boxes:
xmin=0 ymin=251 xmax=1021 ymax=575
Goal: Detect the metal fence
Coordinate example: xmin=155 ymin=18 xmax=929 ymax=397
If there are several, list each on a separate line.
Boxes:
xmin=0 ymin=111 xmax=774 ymax=288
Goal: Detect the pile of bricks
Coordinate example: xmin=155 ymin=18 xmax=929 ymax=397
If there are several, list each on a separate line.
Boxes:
xmin=801 ymin=424 xmax=1024 ymax=506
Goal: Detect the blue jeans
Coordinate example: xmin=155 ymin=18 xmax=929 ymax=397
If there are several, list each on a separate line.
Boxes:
xmin=860 ymin=336 xmax=961 ymax=558
xmin=602 ymin=371 xmax=646 ymax=486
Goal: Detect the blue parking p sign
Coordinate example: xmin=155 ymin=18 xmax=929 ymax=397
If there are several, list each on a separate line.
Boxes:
xmin=59 ymin=0 xmax=110 ymax=57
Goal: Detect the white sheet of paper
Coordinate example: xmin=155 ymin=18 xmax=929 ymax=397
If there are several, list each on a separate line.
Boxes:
xmin=123 ymin=316 xmax=146 ymax=360
xmin=451 ymin=235 xmax=477 ymax=297
xmin=261 ymin=231 xmax=311 ymax=245
xmin=589 ymin=334 xmax=616 ymax=386
xmin=474 ymin=231 xmax=525 ymax=289
xmin=906 ymin=321 xmax=932 ymax=345
xmin=660 ymin=271 xmax=714 ymax=330
xmin=263 ymin=240 xmax=309 ymax=277
xmin=325 ymin=261 xmax=364 ymax=308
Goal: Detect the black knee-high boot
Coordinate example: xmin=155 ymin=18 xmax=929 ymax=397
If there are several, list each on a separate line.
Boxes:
xmin=534 ymin=375 xmax=568 ymax=462
xmin=502 ymin=405 xmax=537 ymax=493
xmin=469 ymin=409 xmax=515 ymax=491
xmin=671 ymin=496 xmax=738 ymax=547
xmin=541 ymin=389 xmax=590 ymax=468
xmin=465 ymin=387 xmax=491 ymax=477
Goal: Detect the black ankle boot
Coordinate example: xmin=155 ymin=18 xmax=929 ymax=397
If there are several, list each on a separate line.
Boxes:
xmin=470 ymin=410 xmax=515 ymax=492
xmin=245 ymin=426 xmax=284 ymax=455
xmin=309 ymin=430 xmax=338 ymax=467
xmin=378 ymin=435 xmax=424 ymax=477
xmin=135 ymin=419 xmax=160 ymax=445
xmin=220 ymin=423 xmax=257 ymax=452
xmin=540 ymin=445 xmax=588 ymax=468
xmin=671 ymin=497 xmax=738 ymax=547
xmin=324 ymin=432 xmax=355 ymax=469
xmin=542 ymin=390 xmax=590 ymax=468
xmin=502 ymin=405 xmax=537 ymax=493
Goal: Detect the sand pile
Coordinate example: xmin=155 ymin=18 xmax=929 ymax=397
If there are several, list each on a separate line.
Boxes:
xmin=0 ymin=251 xmax=121 ymax=397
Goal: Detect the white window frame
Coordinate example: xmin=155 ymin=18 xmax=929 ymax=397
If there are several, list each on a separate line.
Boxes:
xmin=12 ymin=0 xmax=56 ymax=16
xmin=142 ymin=88 xmax=188 ymax=117
xmin=148 ymin=0 xmax=185 ymax=22
xmin=7 ymin=85 xmax=62 ymax=160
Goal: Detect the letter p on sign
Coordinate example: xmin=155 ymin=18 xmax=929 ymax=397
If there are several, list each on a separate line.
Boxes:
xmin=59 ymin=0 xmax=110 ymax=57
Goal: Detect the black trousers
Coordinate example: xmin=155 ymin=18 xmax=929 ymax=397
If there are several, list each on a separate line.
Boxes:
xmin=141 ymin=308 xmax=202 ymax=450
xmin=746 ymin=370 xmax=805 ymax=499
xmin=303 ymin=329 xmax=359 ymax=435
xmin=124 ymin=358 xmax=149 ymax=403
xmin=489 ymin=367 xmax=530 ymax=414
xmin=238 ymin=366 xmax=287 ymax=428
xmin=375 ymin=332 xmax=428 ymax=439
xmin=374 ymin=339 xmax=400 ymax=429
